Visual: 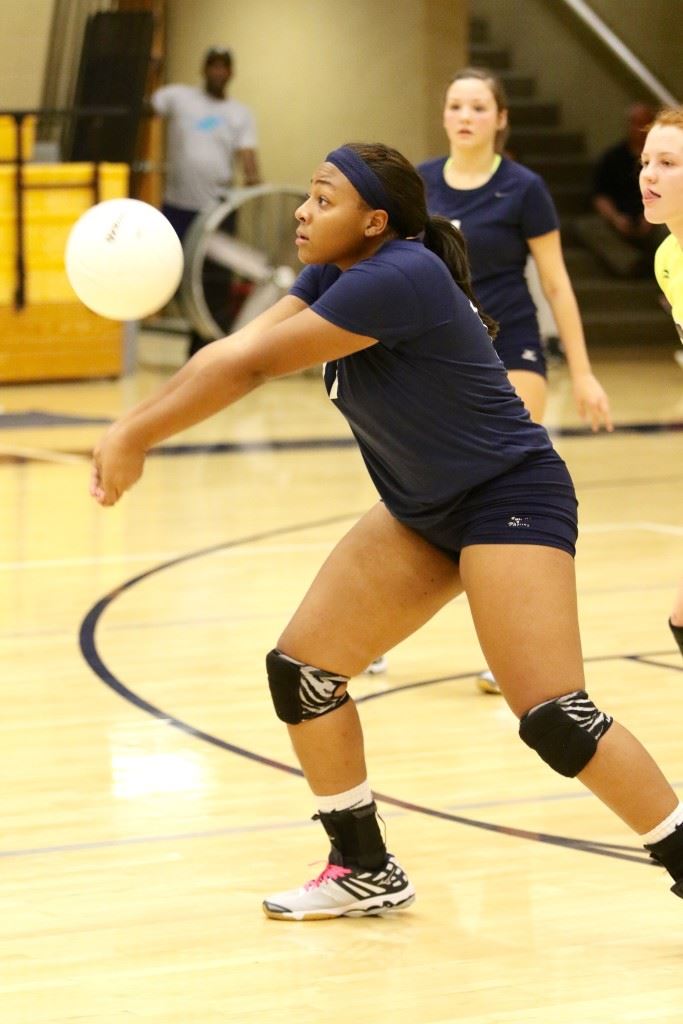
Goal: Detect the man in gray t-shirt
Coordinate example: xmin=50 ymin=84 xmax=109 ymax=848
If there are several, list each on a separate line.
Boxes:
xmin=152 ymin=46 xmax=260 ymax=233
xmin=152 ymin=47 xmax=261 ymax=354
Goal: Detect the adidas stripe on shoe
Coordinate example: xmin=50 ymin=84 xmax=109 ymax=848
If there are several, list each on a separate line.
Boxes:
xmin=262 ymin=854 xmax=415 ymax=921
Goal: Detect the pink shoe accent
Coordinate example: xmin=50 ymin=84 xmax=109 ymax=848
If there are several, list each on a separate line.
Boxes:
xmin=305 ymin=863 xmax=352 ymax=890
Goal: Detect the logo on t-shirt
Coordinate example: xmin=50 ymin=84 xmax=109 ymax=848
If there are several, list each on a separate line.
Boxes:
xmin=521 ymin=349 xmax=538 ymax=362
xmin=196 ymin=115 xmax=223 ymax=132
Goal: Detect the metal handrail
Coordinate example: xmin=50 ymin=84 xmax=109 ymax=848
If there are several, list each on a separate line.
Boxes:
xmin=557 ymin=0 xmax=678 ymax=107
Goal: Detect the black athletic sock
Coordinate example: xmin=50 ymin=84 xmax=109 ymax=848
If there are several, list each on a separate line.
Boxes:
xmin=316 ymin=803 xmax=387 ymax=871
xmin=645 ymin=823 xmax=683 ymax=897
xmin=670 ymin=619 xmax=683 ymax=658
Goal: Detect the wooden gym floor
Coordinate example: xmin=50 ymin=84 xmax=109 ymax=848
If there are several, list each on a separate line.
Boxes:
xmin=0 ymin=334 xmax=682 ymax=1023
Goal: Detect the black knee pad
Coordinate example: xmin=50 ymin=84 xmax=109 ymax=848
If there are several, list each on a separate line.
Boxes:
xmin=519 ymin=690 xmax=613 ymax=777
xmin=266 ymin=648 xmax=350 ymax=725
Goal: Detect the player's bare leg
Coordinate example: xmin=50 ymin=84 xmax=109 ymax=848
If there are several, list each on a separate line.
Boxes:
xmin=461 ymin=542 xmax=683 ymax=895
xmin=263 ymin=503 xmax=461 ymax=919
xmin=475 ymin=369 xmax=548 ymax=695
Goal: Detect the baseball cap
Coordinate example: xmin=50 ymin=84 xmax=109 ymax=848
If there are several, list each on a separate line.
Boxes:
xmin=204 ymin=46 xmax=233 ymax=65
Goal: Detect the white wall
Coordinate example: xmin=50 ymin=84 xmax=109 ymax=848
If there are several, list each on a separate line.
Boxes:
xmin=0 ymin=1 xmax=54 ymax=109
xmin=164 ymin=0 xmax=467 ymax=186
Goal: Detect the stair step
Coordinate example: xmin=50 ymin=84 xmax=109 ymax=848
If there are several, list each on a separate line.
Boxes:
xmin=559 ymin=219 xmax=583 ymax=245
xmin=524 ymin=155 xmax=593 ymax=189
xmin=469 ymin=16 xmax=489 ymax=46
xmin=468 ymin=44 xmax=511 ymax=70
xmin=582 ymin=309 xmax=674 ymax=345
xmin=508 ymin=100 xmax=560 ymax=127
xmin=548 ymin=186 xmax=591 ymax=216
xmin=574 ymin=278 xmax=664 ymax=312
xmin=563 ymin=245 xmax=604 ymax=276
xmin=509 ymin=126 xmax=585 ymax=156
xmin=499 ymin=73 xmax=537 ymax=98
xmin=511 ymin=127 xmax=586 ymax=156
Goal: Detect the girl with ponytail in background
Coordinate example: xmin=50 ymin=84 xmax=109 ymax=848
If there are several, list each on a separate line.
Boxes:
xmin=419 ymin=67 xmax=614 ymax=692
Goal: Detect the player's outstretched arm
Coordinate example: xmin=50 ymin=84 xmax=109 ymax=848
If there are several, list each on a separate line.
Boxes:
xmin=90 ymin=307 xmax=377 ymax=506
xmin=118 ymin=295 xmax=308 ymax=421
xmin=89 ymin=295 xmax=305 ymax=505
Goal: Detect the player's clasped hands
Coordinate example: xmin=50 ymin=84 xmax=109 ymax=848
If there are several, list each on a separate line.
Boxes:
xmin=90 ymin=426 xmax=146 ymax=506
xmin=572 ymin=372 xmax=613 ymax=433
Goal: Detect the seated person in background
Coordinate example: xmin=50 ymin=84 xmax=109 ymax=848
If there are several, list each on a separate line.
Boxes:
xmin=576 ymin=102 xmax=665 ymax=277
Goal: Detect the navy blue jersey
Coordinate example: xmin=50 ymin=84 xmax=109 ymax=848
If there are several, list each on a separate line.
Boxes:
xmin=417 ymin=156 xmax=558 ymax=345
xmin=290 ymin=239 xmax=554 ymax=529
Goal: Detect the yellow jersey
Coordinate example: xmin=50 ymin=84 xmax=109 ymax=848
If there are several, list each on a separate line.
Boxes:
xmin=654 ymin=233 xmax=683 ymax=343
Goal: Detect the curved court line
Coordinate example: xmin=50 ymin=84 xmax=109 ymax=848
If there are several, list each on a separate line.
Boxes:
xmin=629 ymin=654 xmax=683 ymax=673
xmin=80 ymin=606 xmax=652 ymax=866
xmin=78 ymin=517 xmax=680 ymax=869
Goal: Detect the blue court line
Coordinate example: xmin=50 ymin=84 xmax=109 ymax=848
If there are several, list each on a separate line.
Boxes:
xmin=1 ymin=407 xmax=682 ymax=436
xmin=62 ymin=415 xmax=683 ymax=458
xmin=0 ymin=819 xmax=325 ymax=861
xmin=1 ymin=417 xmax=682 ymax=467
xmin=3 ymin=782 xmax=681 ymax=863
xmin=549 ymin=420 xmax=683 ymax=436
xmin=5 ymin=790 xmax=683 ymax=864
xmin=0 ymin=410 xmax=112 ymax=429
xmin=74 ymin=515 xmax=683 ymax=873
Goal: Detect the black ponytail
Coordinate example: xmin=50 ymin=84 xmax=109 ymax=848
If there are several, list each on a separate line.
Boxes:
xmin=423 ymin=217 xmax=498 ymax=340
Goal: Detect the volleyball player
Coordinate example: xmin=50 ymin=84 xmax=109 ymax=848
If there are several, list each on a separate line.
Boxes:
xmin=91 ymin=142 xmax=683 ymax=920
xmin=418 ymin=67 xmax=612 ymax=692
xmin=640 ymin=107 xmax=683 ymax=658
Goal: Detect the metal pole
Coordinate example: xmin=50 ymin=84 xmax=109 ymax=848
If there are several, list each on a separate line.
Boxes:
xmin=13 ymin=113 xmax=26 ymax=311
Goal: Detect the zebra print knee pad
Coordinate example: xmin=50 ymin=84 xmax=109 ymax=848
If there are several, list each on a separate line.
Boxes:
xmin=265 ymin=648 xmax=350 ymax=725
xmin=519 ymin=690 xmax=613 ymax=777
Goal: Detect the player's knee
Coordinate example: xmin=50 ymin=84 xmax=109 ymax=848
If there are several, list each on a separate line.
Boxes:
xmin=519 ymin=690 xmax=613 ymax=777
xmin=265 ymin=648 xmax=350 ymax=725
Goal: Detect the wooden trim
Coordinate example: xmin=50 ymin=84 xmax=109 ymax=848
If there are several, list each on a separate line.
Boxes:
xmin=0 ymin=303 xmax=122 ymax=381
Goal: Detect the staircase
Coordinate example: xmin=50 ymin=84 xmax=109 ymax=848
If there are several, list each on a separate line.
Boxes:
xmin=469 ymin=16 xmax=673 ymax=347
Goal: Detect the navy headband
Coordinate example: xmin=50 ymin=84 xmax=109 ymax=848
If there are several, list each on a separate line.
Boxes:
xmin=325 ymin=146 xmax=402 ymax=228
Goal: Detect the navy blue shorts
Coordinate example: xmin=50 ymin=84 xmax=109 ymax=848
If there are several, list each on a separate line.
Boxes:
xmin=494 ymin=318 xmax=547 ymax=377
xmin=404 ymin=451 xmax=578 ymax=563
